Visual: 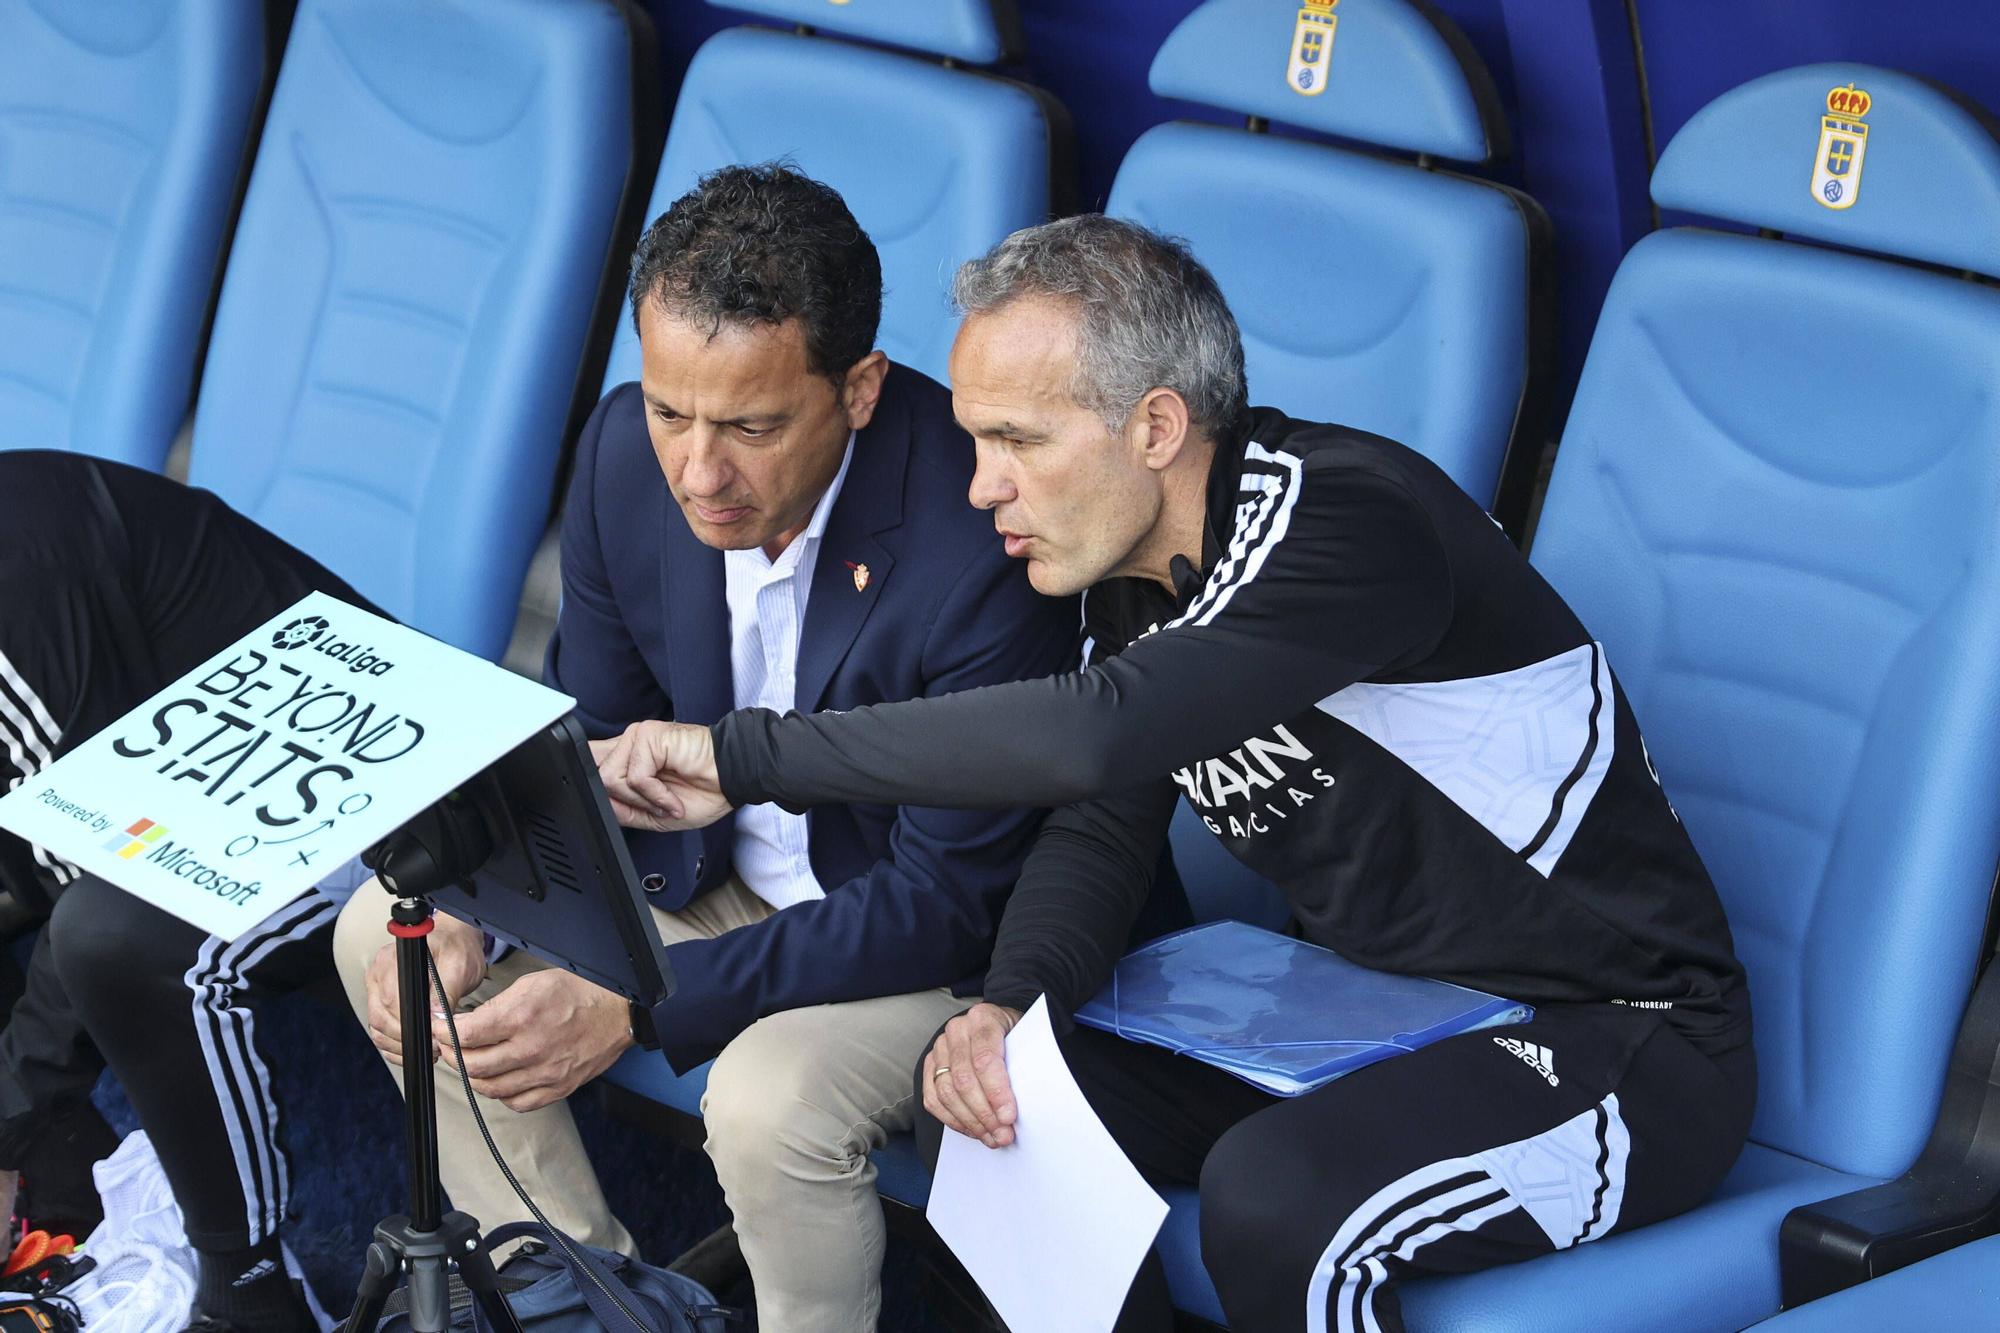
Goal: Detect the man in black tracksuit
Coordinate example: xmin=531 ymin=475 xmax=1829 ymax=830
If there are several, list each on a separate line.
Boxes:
xmin=599 ymin=217 xmax=1754 ymax=1333
xmin=0 ymin=450 xmax=371 ymax=1332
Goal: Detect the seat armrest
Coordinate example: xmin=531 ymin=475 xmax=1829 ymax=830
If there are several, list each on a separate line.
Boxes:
xmin=1781 ymin=956 xmax=2000 ymax=1306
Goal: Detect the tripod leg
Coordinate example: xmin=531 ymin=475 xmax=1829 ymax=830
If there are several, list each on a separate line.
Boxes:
xmin=457 ymin=1241 xmax=527 ymax=1333
xmin=343 ymin=1239 xmax=401 ymax=1333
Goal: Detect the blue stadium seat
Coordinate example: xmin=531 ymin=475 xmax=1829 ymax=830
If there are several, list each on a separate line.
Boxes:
xmin=596 ymin=0 xmax=1066 ymax=389
xmin=186 ymin=0 xmax=636 ymax=660
xmin=1756 ymin=1233 xmax=2000 ymax=1329
xmin=1120 ymin=11 xmax=1537 ymax=1300
xmin=1107 ymin=0 xmax=1543 ymax=516
xmin=0 ymin=0 xmax=264 ymax=467
xmin=1392 ymin=64 xmax=2000 ymax=1332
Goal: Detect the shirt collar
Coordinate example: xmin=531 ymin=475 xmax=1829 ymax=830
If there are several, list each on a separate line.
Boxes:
xmin=735 ymin=430 xmax=856 ymax=572
xmin=800 ymin=430 xmax=856 ymax=547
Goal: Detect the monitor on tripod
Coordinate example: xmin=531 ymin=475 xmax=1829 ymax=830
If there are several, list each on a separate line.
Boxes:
xmin=367 ymin=711 xmax=674 ymax=1019
xmin=346 ymin=712 xmax=675 ymax=1333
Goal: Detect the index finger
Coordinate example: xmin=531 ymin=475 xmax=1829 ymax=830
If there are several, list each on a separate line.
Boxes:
xmin=971 ymin=1033 xmax=1017 ymax=1136
xmin=626 ymin=767 xmax=685 ymax=820
xmin=598 ymin=734 xmax=648 ymax=809
xmin=941 ymin=1017 xmax=1010 ymax=1144
xmin=620 ymin=735 xmax=686 ymax=819
xmin=437 ymin=995 xmax=517 ymax=1051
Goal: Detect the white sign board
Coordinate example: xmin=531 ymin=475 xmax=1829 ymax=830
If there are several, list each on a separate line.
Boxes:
xmin=0 ymin=593 xmax=573 ymax=940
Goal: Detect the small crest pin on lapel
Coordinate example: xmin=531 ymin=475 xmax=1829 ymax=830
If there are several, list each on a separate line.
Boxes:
xmin=844 ymin=560 xmax=870 ymax=592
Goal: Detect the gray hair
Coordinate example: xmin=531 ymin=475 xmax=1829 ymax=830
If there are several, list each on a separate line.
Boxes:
xmin=951 ymin=215 xmax=1248 ymax=441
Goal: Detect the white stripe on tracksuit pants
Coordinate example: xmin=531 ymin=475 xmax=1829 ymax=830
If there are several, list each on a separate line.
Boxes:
xmin=0 ymin=869 xmax=345 ymax=1254
xmin=1306 ymin=1095 xmax=1630 ymax=1333
xmin=186 ymin=894 xmax=344 ymax=1246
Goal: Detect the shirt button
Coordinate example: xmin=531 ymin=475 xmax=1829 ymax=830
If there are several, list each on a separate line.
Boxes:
xmin=641 ymin=873 xmax=666 ymax=895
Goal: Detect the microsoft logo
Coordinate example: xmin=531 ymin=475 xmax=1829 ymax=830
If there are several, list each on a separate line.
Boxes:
xmin=103 ymin=818 xmax=169 ymax=860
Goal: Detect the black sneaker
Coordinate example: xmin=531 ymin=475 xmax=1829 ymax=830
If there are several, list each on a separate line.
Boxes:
xmin=181 ymin=1277 xmax=321 ymax=1333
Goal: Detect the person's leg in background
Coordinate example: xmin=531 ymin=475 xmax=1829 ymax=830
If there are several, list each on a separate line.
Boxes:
xmin=49 ymin=874 xmax=340 ymax=1332
xmin=0 ymin=585 xmax=132 ymax=1242
xmin=0 ymin=928 xmax=120 ymax=1237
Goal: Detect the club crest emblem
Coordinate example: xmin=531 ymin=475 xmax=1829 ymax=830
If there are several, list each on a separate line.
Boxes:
xmin=1286 ymin=0 xmax=1338 ymax=97
xmin=1812 ymin=83 xmax=1872 ymax=211
xmin=845 ymin=560 xmax=870 ymax=592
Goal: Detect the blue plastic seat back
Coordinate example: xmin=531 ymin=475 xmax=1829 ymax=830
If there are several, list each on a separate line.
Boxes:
xmin=699 ymin=0 xmax=1020 ymax=65
xmin=1107 ymin=0 xmax=1533 ymax=508
xmin=187 ymin=0 xmax=633 ymax=660
xmin=1531 ymin=65 xmax=2000 ymax=1182
xmin=601 ymin=6 xmax=1059 ymax=390
xmin=1168 ymin=801 xmax=1288 ymax=931
xmin=0 ymin=0 xmax=263 ymax=467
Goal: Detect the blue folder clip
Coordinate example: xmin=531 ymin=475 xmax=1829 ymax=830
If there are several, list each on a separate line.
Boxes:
xmin=1073 ymin=920 xmax=1533 ymax=1096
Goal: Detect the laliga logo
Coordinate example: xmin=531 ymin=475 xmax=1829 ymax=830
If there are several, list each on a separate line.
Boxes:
xmin=270 ymin=614 xmax=395 ymax=676
xmin=272 ymin=616 xmax=329 ymax=650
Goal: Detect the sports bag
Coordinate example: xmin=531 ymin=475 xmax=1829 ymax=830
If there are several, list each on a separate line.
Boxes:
xmin=374 ymin=1221 xmax=737 ymax=1333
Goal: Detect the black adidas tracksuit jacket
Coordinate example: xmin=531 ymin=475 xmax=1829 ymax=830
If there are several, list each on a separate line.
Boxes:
xmin=713 ymin=408 xmax=1751 ymax=1057
xmin=712 ymin=409 xmax=1756 ymax=1332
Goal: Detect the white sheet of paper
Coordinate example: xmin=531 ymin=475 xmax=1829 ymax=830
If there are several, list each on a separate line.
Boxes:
xmin=927 ymin=997 xmax=1170 ymax=1333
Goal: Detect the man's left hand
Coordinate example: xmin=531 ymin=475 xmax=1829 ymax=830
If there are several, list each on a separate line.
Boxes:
xmin=432 ymin=970 xmax=634 ymax=1113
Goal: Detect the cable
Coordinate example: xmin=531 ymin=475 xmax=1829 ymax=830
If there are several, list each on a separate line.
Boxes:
xmin=424 ymin=944 xmax=652 ymax=1333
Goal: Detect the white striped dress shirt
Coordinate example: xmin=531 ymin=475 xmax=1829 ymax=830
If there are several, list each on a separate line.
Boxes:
xmin=723 ymin=434 xmax=855 ymax=911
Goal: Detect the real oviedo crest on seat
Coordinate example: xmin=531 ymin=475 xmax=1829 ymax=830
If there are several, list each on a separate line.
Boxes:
xmin=1813 ymin=82 xmax=1872 ymax=210
xmin=1287 ymin=0 xmax=1337 ymax=96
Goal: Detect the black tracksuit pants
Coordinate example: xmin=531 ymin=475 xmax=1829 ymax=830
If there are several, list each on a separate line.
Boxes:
xmin=919 ymin=1004 xmax=1754 ymax=1333
xmin=0 ymin=877 xmax=339 ymax=1250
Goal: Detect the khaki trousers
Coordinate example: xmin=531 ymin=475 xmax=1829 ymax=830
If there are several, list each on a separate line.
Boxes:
xmin=333 ymin=876 xmax=973 ymax=1333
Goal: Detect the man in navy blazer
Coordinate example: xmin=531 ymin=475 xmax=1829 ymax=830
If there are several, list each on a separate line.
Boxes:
xmin=335 ymin=166 xmax=1077 ymax=1331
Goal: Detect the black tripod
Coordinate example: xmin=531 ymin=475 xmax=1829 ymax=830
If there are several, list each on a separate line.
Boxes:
xmin=340 ymin=887 xmax=525 ymax=1333
xmin=335 ymin=736 xmax=675 ymax=1332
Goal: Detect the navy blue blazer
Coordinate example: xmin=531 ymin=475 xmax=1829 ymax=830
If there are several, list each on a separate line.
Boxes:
xmin=545 ymin=368 xmax=1080 ymax=1070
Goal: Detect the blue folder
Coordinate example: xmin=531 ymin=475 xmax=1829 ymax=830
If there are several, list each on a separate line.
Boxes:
xmin=1072 ymin=920 xmax=1533 ymax=1096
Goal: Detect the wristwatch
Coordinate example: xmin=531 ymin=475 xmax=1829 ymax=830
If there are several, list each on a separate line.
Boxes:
xmin=627 ymin=1000 xmax=661 ymax=1052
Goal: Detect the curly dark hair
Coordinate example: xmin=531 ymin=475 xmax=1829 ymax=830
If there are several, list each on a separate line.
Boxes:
xmin=627 ymin=163 xmax=883 ymax=387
